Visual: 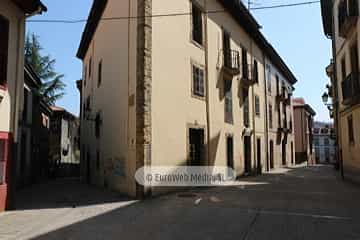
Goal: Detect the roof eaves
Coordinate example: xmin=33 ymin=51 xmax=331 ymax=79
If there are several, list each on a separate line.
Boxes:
xmin=76 ymin=0 xmax=108 ymax=60
xmin=219 ymin=0 xmax=298 ymax=85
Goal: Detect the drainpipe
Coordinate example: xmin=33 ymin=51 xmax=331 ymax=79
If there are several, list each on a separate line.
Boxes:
xmin=204 ymin=0 xmax=211 ymax=165
xmin=250 ymin=39 xmax=257 ymax=173
xmin=263 ymin=53 xmax=269 ymax=172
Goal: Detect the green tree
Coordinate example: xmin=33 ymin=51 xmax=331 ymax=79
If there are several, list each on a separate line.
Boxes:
xmin=25 ymin=33 xmax=66 ymax=105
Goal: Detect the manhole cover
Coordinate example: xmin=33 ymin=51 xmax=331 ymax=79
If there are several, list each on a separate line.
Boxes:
xmin=177 ymin=193 xmax=197 ymax=198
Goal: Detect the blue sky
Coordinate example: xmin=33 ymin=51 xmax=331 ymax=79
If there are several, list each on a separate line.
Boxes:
xmin=27 ymin=0 xmax=332 ymax=122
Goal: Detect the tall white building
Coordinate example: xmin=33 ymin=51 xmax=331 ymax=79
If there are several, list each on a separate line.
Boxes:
xmin=313 ymin=122 xmax=336 ymax=164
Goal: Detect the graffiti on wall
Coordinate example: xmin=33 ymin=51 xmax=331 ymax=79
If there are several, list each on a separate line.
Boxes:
xmin=105 ymin=156 xmax=126 ymax=178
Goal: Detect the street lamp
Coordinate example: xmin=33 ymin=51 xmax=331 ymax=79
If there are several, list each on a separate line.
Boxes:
xmin=322 ymin=92 xmax=329 ymax=104
xmin=322 ymin=86 xmax=334 ymax=118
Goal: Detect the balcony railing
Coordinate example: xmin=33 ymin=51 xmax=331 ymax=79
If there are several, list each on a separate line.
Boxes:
xmin=241 ymin=64 xmax=256 ymax=87
xmin=276 ymin=90 xmax=287 ymax=102
xmin=222 ymin=49 xmax=240 ymax=76
xmin=285 ymin=93 xmax=292 ymax=105
xmin=341 ymin=72 xmax=360 ymax=105
xmin=338 ymin=0 xmax=359 ymax=38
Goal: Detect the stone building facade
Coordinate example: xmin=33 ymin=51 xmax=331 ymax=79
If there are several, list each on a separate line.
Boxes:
xmin=77 ymin=0 xmax=297 ymax=197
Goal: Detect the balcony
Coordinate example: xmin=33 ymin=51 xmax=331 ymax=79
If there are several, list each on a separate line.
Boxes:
xmin=338 ymin=0 xmax=359 ymax=38
xmin=276 ymin=91 xmax=287 ymax=103
xmin=241 ymin=64 xmax=255 ymax=88
xmin=284 ymin=93 xmax=292 ymax=105
xmin=277 ymin=127 xmax=284 ymax=135
xmin=222 ymin=49 xmax=240 ymax=76
xmin=341 ymin=72 xmax=360 ymax=105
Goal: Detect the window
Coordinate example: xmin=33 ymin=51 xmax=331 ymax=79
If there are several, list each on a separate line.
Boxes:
xmin=278 ymin=103 xmax=282 ymax=127
xmin=341 ymin=57 xmax=346 ymax=82
xmin=266 ymin=65 xmax=271 ymax=94
xmin=255 ymin=95 xmax=260 ymax=117
xmin=0 ymin=139 xmax=5 ymax=184
xmin=283 ymin=102 xmax=287 ymax=128
xmin=276 ymin=74 xmax=280 ymax=95
xmin=242 ymin=48 xmax=248 ymax=79
xmin=23 ymin=89 xmax=29 ymax=124
xmin=0 ymin=134 xmax=9 ymax=185
xmin=192 ymin=64 xmax=205 ymax=97
xmin=95 ymin=112 xmax=101 ymax=139
xmin=315 ymin=147 xmax=320 ymax=162
xmin=192 ymin=2 xmax=203 ymax=45
xmin=338 ymin=0 xmax=359 ymax=34
xmin=96 ymin=150 xmax=100 ymax=170
xmin=89 ymin=57 xmax=92 ymax=78
xmin=253 ymin=59 xmax=259 ymax=83
xmin=243 ymin=89 xmax=250 ymax=127
xmin=348 ymin=115 xmax=355 ymax=144
xmin=313 ymin=137 xmax=319 ymax=146
xmin=67 ymin=122 xmax=71 ymax=139
xmin=324 ymin=138 xmax=330 ymax=146
xmin=223 ymin=30 xmax=231 ymax=68
xmin=85 ymin=96 xmax=91 ymax=111
xmin=269 ymin=104 xmax=273 ymax=129
xmin=224 ymin=79 xmax=233 ymax=124
xmin=0 ymin=140 xmax=5 ymax=163
xmin=325 ymin=148 xmax=330 ymax=162
xmin=0 ymin=16 xmax=9 ymax=87
xmin=350 ymin=42 xmax=359 ymax=74
xmin=98 ymin=60 xmax=102 ymax=87
xmin=84 ymin=66 xmax=87 ymax=86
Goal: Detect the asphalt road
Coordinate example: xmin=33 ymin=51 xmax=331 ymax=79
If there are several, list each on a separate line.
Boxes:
xmin=0 ymin=165 xmax=359 ymax=240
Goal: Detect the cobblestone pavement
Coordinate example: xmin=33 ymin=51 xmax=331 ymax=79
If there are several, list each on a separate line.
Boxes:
xmin=1 ymin=165 xmax=360 ymax=240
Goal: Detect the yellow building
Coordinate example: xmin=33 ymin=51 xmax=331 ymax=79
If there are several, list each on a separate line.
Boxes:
xmin=77 ymin=0 xmax=297 ymax=197
xmin=321 ymin=0 xmax=360 ymax=182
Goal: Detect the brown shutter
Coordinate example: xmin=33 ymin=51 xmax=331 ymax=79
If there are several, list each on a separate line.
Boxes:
xmin=0 ymin=16 xmax=9 ymax=86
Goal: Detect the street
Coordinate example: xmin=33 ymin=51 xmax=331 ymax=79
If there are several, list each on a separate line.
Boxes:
xmin=0 ymin=165 xmax=359 ymax=240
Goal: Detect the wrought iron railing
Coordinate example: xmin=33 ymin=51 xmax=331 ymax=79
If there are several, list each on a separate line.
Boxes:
xmin=223 ymin=49 xmax=240 ymax=73
xmin=342 ymin=72 xmax=360 ymax=104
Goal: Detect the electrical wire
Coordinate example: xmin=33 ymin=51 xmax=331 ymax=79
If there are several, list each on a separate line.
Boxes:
xmin=26 ymin=1 xmax=320 ymax=24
